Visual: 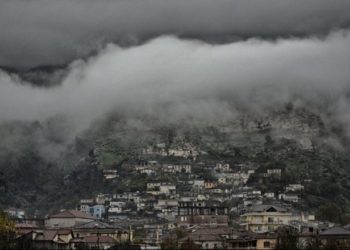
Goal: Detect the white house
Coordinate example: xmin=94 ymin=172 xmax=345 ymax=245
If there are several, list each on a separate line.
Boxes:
xmin=279 ymin=193 xmax=299 ymax=203
xmin=264 ymin=192 xmax=275 ymax=199
xmin=5 ymin=208 xmax=25 ymax=219
xmin=286 ymin=184 xmax=304 ymax=192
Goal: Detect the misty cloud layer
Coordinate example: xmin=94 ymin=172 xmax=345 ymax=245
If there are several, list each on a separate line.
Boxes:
xmin=1 ymin=0 xmax=350 ymax=68
xmin=1 ymin=31 xmax=350 ymax=138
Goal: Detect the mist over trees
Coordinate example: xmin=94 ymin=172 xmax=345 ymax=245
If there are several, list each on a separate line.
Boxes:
xmin=0 ymin=0 xmax=350 ymax=224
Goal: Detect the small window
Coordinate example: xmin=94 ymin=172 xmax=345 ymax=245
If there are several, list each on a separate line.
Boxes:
xmin=264 ymin=241 xmax=271 ymax=248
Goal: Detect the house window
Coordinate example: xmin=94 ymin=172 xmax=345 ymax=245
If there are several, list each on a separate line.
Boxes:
xmin=268 ymin=217 xmax=273 ymax=223
xmin=264 ymin=241 xmax=271 ymax=248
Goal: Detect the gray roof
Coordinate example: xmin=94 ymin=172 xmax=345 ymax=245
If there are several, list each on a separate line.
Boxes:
xmin=320 ymin=227 xmax=350 ymax=236
xmin=248 ymin=205 xmax=287 ymax=213
xmin=73 ymin=220 xmax=114 ymax=229
xmin=49 ymin=210 xmax=96 ymax=220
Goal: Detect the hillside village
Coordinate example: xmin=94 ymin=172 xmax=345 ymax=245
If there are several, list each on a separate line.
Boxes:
xmin=1 ymin=0 xmax=350 ymax=248
xmin=3 ymin=137 xmax=350 ymax=250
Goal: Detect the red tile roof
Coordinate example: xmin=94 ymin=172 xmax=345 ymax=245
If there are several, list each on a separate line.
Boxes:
xmin=35 ymin=230 xmax=57 ymax=241
xmin=84 ymin=235 xmax=115 ymax=244
xmin=188 ymin=226 xmax=232 ymax=241
xmin=34 ymin=229 xmax=72 ymax=242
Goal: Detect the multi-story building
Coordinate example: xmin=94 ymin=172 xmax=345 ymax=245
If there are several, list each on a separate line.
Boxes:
xmin=89 ymin=204 xmax=106 ymax=219
xmin=240 ymin=205 xmax=292 ymax=233
xmin=79 ymin=199 xmax=94 ymax=214
xmin=285 ymin=184 xmax=304 ymax=192
xmin=163 ymin=164 xmax=191 ymax=174
xmin=265 ymin=169 xmax=282 ymax=178
xmin=177 ymin=200 xmax=229 ymax=227
xmin=215 ymin=163 xmax=230 ymax=172
xmin=45 ymin=210 xmax=96 ymax=228
xmin=146 ymin=183 xmax=176 ymax=195
xmin=5 ymin=207 xmax=25 ymax=219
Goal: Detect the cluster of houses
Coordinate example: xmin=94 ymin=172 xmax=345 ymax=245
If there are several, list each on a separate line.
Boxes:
xmin=5 ymin=159 xmax=350 ymax=249
xmin=13 ymin=210 xmax=132 ymax=250
xmin=142 ymin=143 xmax=200 ymax=160
xmin=134 ymin=159 xmax=192 ymax=177
xmin=8 ymin=204 xmax=350 ymax=250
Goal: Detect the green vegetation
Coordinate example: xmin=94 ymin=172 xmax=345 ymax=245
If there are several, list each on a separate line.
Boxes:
xmin=0 ymin=211 xmax=16 ymax=250
xmin=2 ymin=107 xmax=350 ymax=225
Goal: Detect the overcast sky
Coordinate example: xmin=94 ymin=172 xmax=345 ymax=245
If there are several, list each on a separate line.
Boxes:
xmin=1 ymin=0 xmax=350 ymax=68
xmin=1 ymin=0 xmax=350 ymax=143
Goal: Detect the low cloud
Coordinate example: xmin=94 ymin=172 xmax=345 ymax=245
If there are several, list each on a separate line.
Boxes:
xmin=1 ymin=31 xmax=350 ymax=138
